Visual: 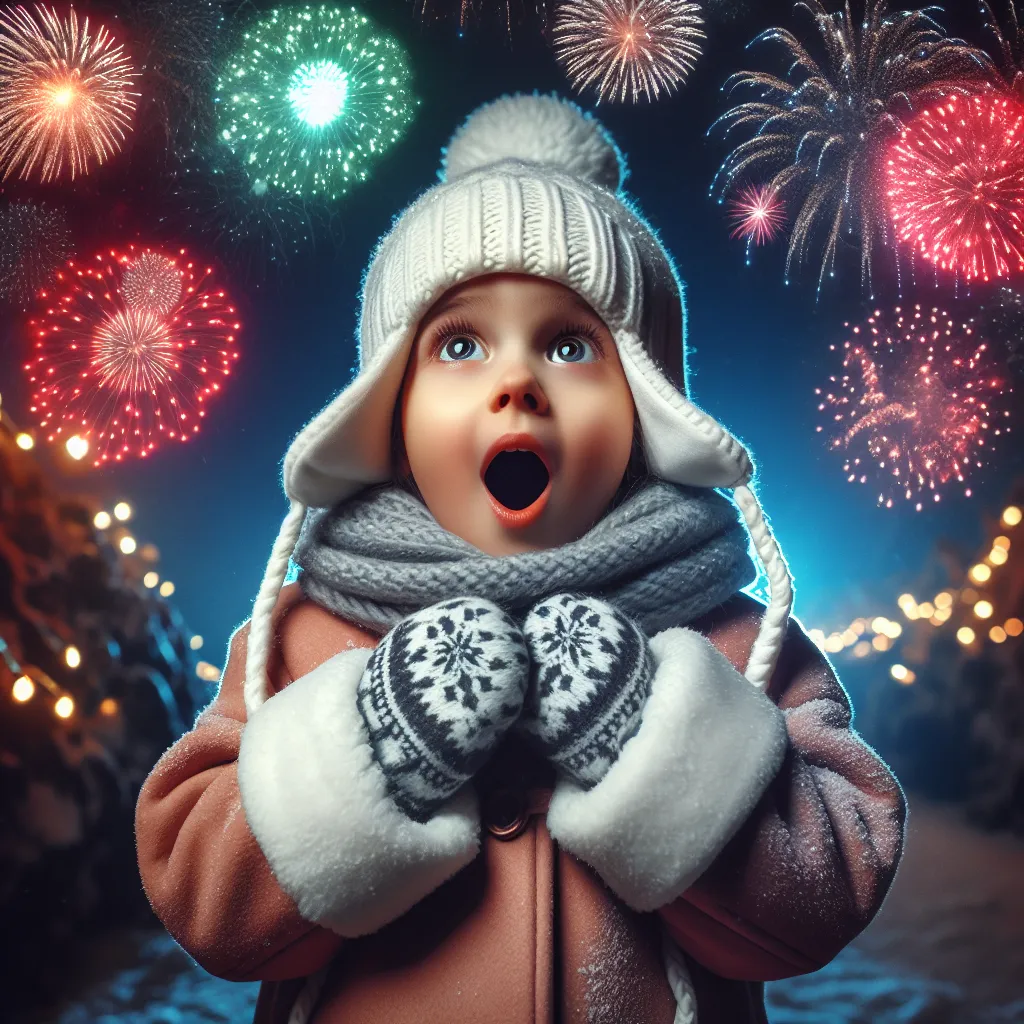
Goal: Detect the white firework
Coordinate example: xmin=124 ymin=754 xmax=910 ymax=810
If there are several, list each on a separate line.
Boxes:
xmin=553 ymin=0 xmax=705 ymax=103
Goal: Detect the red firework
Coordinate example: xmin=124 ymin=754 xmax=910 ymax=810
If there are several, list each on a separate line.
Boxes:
xmin=885 ymin=92 xmax=1024 ymax=282
xmin=814 ymin=305 xmax=1012 ymax=510
xmin=23 ymin=245 xmax=241 ymax=466
xmin=0 ymin=5 xmax=137 ymax=182
xmin=728 ymin=184 xmax=785 ymax=245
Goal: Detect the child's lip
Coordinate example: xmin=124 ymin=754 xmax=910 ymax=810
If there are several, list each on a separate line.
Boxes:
xmin=480 ymin=432 xmax=552 ymax=478
xmin=486 ymin=481 xmax=551 ymax=530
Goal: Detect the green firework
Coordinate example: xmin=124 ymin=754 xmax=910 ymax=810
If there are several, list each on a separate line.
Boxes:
xmin=216 ymin=5 xmax=417 ymax=199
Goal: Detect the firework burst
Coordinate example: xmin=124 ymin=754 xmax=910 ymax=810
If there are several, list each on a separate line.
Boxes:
xmin=710 ymin=0 xmax=991 ymax=294
xmin=553 ymin=0 xmax=705 ymax=104
xmin=729 ymin=184 xmax=786 ymax=246
xmin=121 ymin=251 xmax=184 ymax=315
xmin=979 ymin=285 xmax=1024 ymax=379
xmin=216 ymin=5 xmax=417 ymax=200
xmin=980 ymin=0 xmax=1024 ymax=98
xmin=0 ymin=5 xmax=137 ymax=182
xmin=886 ymin=92 xmax=1024 ymax=282
xmin=410 ymin=0 xmax=553 ymax=34
xmin=22 ymin=245 xmax=241 ymax=466
xmin=815 ymin=305 xmax=1012 ymax=510
xmin=0 ymin=201 xmax=72 ymax=305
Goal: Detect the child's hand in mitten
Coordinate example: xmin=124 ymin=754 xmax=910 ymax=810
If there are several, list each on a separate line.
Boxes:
xmin=357 ymin=597 xmax=529 ymax=823
xmin=516 ymin=593 xmax=654 ymax=790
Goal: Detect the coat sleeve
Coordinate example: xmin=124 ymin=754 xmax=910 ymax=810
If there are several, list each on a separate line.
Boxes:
xmin=134 ymin=613 xmax=345 ymax=982
xmin=135 ymin=588 xmax=483 ymax=982
xmin=544 ymin=594 xmax=906 ymax=982
xmin=658 ymin=599 xmax=907 ymax=981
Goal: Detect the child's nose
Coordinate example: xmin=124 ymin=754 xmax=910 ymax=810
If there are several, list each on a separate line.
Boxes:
xmin=491 ymin=366 xmax=550 ymax=415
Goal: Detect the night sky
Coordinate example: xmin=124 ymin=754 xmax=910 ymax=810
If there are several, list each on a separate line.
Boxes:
xmin=1 ymin=0 xmax=1021 ymax=663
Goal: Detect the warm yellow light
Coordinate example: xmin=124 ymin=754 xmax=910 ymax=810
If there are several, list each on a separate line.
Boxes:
xmin=140 ymin=543 xmax=159 ymax=562
xmin=159 ymin=581 xmax=175 ymax=598
xmin=989 ymin=547 xmax=1008 ymax=566
xmin=196 ymin=661 xmax=222 ymax=682
xmin=969 ymin=564 xmax=992 ymax=584
xmin=903 ymin=605 xmax=920 ymax=620
xmin=12 ymin=675 xmax=35 ymax=702
xmin=897 ymin=593 xmax=916 ymax=608
xmin=961 ymin=588 xmax=979 ymax=604
xmin=1002 ymin=505 xmax=1022 ymax=527
xmin=65 ymin=435 xmax=89 ymax=460
xmin=933 ymin=606 xmax=952 ymax=623
xmin=974 ymin=600 xmax=994 ymax=619
xmin=956 ymin=626 xmax=976 ymax=645
xmin=853 ymin=641 xmax=872 ymax=657
xmin=890 ymin=664 xmax=915 ymax=684
xmin=872 ymin=634 xmax=891 ymax=651
xmin=871 ymin=616 xmax=890 ymax=634
xmin=143 ymin=571 xmax=159 ymax=589
xmin=113 ymin=501 xmax=132 ymax=521
xmin=934 ymin=592 xmax=953 ymax=609
xmin=119 ymin=535 xmax=137 ymax=555
xmin=54 ymin=695 xmax=74 ymax=718
xmin=99 ymin=697 xmax=118 ymax=716
xmin=852 ymin=619 xmax=867 ymax=636
xmin=15 ymin=432 xmax=34 ymax=450
xmin=808 ymin=629 xmax=826 ymax=649
xmin=189 ymin=635 xmax=204 ymax=651
xmin=1005 ymin=618 xmax=1023 ymax=637
xmin=884 ymin=621 xmax=903 ymax=639
xmin=917 ymin=602 xmax=935 ymax=618
xmin=993 ymin=535 xmax=1011 ymax=551
xmin=93 ymin=511 xmax=112 ymax=530
xmin=841 ymin=629 xmax=857 ymax=646
xmin=989 ymin=626 xmax=1007 ymax=644
xmin=64 ymin=645 xmax=81 ymax=669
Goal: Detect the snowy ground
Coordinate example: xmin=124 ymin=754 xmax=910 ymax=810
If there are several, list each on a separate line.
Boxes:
xmin=12 ymin=796 xmax=1024 ymax=1024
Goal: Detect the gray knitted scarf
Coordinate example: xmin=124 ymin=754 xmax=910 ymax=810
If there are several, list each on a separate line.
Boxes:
xmin=294 ymin=479 xmax=755 ymax=637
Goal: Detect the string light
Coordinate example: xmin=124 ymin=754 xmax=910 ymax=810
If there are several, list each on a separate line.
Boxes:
xmin=189 ymin=635 xmax=203 ymax=650
xmin=12 ymin=675 xmax=34 ymax=701
xmin=970 ymin=563 xmax=993 ymax=583
xmin=15 ymin=432 xmax=33 ymax=449
xmin=1004 ymin=505 xmax=1023 ymax=526
xmin=65 ymin=435 xmax=89 ymax=460
xmin=54 ymin=695 xmax=74 ymax=718
xmin=64 ymin=645 xmax=80 ymax=668
xmin=990 ymin=626 xmax=1007 ymax=643
xmin=119 ymin=535 xmax=137 ymax=555
xmin=113 ymin=502 xmax=132 ymax=521
xmin=1006 ymin=618 xmax=1023 ymax=637
xmin=974 ymin=600 xmax=994 ymax=619
xmin=93 ymin=511 xmax=112 ymax=530
xmin=159 ymin=581 xmax=175 ymax=597
xmin=143 ymin=572 xmax=159 ymax=588
xmin=957 ymin=626 xmax=977 ymax=645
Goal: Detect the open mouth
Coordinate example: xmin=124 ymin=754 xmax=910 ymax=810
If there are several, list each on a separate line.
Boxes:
xmin=484 ymin=450 xmax=551 ymax=512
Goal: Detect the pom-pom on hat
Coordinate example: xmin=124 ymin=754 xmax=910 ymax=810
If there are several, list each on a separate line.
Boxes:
xmin=245 ymin=93 xmax=793 ymax=720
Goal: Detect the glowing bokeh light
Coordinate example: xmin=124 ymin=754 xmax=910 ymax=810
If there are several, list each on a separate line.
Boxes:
xmin=886 ymin=92 xmax=1024 ymax=282
xmin=816 ymin=305 xmax=1013 ymax=510
xmin=553 ymin=0 xmax=705 ymax=103
xmin=0 ymin=5 xmax=137 ymax=181
xmin=23 ymin=245 xmax=241 ymax=466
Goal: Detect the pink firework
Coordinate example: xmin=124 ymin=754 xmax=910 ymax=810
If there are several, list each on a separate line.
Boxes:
xmin=815 ymin=305 xmax=1012 ymax=510
xmin=23 ymin=244 xmax=241 ymax=466
xmin=728 ymin=184 xmax=785 ymax=245
xmin=885 ymin=92 xmax=1024 ymax=282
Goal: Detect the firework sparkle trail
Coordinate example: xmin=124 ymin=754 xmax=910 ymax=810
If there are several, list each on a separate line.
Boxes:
xmin=22 ymin=245 xmax=241 ymax=466
xmin=0 ymin=5 xmax=137 ymax=181
xmin=553 ymin=0 xmax=705 ymax=104
xmin=0 ymin=201 xmax=72 ymax=305
xmin=709 ymin=0 xmax=991 ymax=294
xmin=815 ymin=305 xmax=1012 ymax=510
xmin=729 ymin=184 xmax=786 ymax=247
xmin=886 ymin=91 xmax=1024 ymax=282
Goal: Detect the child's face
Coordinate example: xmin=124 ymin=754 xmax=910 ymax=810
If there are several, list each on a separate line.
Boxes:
xmin=399 ymin=273 xmax=636 ymax=555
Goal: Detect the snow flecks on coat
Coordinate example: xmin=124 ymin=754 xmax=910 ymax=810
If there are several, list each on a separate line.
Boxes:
xmin=577 ymin=903 xmax=648 ymax=1024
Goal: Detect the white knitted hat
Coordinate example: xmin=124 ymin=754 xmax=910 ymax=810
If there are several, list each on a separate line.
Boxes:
xmin=244 ymin=93 xmax=792 ymax=716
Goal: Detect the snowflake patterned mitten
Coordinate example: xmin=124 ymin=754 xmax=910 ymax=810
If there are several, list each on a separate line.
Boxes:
xmin=356 ymin=597 xmax=530 ymax=823
xmin=517 ymin=593 xmax=655 ymax=790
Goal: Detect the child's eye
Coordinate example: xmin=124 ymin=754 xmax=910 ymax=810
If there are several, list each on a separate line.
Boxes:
xmin=438 ymin=335 xmax=484 ymax=362
xmin=549 ymin=334 xmax=599 ymax=364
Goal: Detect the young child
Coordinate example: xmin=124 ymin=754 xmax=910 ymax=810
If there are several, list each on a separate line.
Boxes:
xmin=136 ymin=94 xmax=907 ymax=1024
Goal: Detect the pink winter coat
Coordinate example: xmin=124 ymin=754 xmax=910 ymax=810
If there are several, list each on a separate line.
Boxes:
xmin=135 ymin=583 xmax=906 ymax=1023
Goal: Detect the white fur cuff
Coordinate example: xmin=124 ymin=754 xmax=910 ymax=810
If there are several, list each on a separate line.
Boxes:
xmin=546 ymin=627 xmax=788 ymax=912
xmin=238 ymin=648 xmax=481 ymax=937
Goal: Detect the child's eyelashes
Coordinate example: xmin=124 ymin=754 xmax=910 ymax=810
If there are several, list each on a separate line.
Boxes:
xmin=430 ymin=318 xmax=605 ymax=364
